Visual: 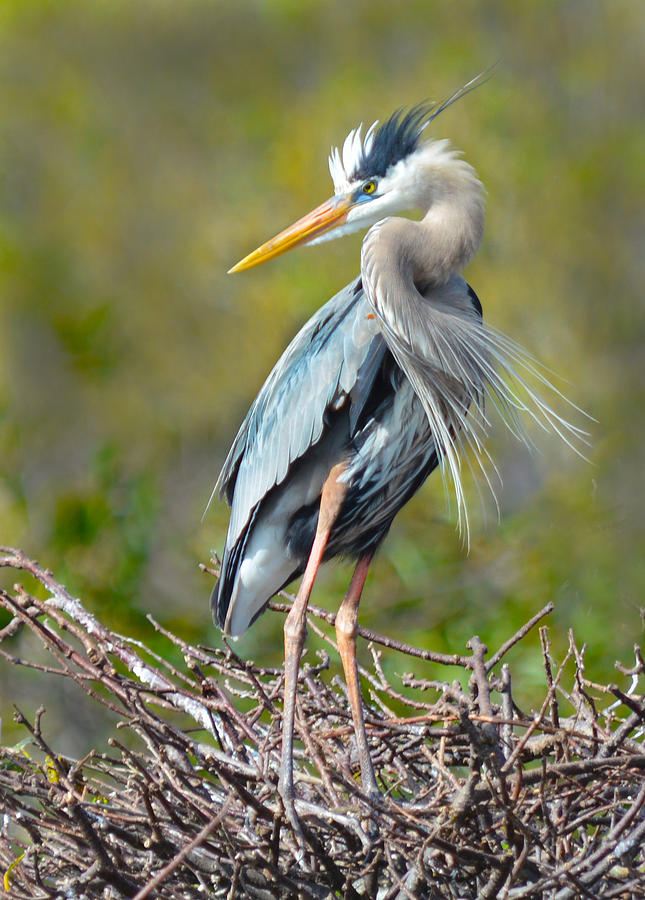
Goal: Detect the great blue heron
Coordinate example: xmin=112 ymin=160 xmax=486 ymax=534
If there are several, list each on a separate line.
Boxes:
xmin=210 ymin=74 xmax=584 ymax=819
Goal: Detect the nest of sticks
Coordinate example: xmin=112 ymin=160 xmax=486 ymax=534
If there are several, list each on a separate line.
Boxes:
xmin=0 ymin=547 xmax=644 ymax=898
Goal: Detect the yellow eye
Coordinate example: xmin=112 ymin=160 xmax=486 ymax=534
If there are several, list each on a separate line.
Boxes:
xmin=362 ymin=181 xmax=376 ymax=195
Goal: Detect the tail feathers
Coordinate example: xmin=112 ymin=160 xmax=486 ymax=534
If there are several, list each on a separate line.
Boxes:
xmin=213 ymin=442 xmax=336 ymax=637
xmin=212 ymin=524 xmax=298 ymax=637
xmin=211 ymin=524 xmax=246 ymax=630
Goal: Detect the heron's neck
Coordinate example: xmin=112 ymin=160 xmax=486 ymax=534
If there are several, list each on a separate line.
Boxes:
xmin=362 ymin=154 xmax=485 ymax=291
xmin=419 ymin=161 xmax=485 ymax=284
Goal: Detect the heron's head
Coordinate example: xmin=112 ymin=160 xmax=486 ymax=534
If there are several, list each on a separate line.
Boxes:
xmin=228 ymin=73 xmax=490 ymax=274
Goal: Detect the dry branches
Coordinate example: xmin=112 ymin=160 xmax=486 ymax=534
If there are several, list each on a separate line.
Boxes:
xmin=0 ymin=546 xmax=644 ymax=898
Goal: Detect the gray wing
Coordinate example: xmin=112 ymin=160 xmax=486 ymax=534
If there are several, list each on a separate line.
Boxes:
xmin=216 ymin=277 xmax=383 ymax=546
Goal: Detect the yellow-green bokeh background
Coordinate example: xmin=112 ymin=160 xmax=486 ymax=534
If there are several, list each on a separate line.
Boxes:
xmin=1 ymin=0 xmax=643 ymax=751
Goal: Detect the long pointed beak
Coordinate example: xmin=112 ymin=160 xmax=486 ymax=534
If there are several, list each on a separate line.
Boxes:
xmin=228 ymin=194 xmax=354 ymax=274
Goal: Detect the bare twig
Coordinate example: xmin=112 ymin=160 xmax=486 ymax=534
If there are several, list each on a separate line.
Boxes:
xmin=0 ymin=548 xmax=643 ymax=898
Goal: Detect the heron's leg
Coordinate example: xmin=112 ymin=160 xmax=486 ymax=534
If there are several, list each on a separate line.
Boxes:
xmin=335 ymin=552 xmax=380 ymax=801
xmin=279 ymin=463 xmax=348 ymax=814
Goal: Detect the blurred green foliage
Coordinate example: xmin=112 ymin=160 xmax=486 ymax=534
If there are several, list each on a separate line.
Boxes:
xmin=1 ymin=0 xmax=643 ymax=751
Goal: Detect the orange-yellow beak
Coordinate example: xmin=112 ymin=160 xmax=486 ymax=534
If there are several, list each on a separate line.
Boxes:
xmin=228 ymin=194 xmax=354 ymax=274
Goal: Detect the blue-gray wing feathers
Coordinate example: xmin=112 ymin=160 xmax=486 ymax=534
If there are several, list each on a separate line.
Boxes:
xmin=216 ymin=278 xmax=381 ymax=546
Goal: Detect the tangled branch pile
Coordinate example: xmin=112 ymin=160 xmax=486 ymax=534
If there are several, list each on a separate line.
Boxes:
xmin=1 ymin=548 xmax=644 ymax=898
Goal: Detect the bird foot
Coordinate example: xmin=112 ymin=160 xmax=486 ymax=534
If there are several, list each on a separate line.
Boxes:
xmin=283 ymin=797 xmax=307 ymax=848
xmin=359 ymin=784 xmax=383 ymax=841
xmin=357 ymin=761 xmax=383 ymax=807
xmin=278 ymin=774 xmax=309 ymax=858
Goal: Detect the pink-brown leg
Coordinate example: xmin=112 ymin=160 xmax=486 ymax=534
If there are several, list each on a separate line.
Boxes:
xmin=335 ymin=552 xmax=380 ymax=800
xmin=279 ymin=464 xmax=348 ymax=827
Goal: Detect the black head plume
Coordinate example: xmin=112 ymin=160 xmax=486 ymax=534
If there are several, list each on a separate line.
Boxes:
xmin=350 ymin=66 xmax=497 ymax=183
xmin=351 ymin=103 xmax=430 ymax=181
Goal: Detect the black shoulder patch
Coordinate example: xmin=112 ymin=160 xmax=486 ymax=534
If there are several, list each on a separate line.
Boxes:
xmin=466 ymin=283 xmax=483 ymax=318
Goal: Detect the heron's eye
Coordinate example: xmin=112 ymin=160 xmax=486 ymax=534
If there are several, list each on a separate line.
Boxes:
xmin=362 ymin=181 xmax=376 ymax=195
